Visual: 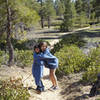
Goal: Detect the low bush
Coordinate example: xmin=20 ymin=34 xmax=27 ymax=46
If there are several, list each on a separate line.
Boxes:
xmin=0 ymin=51 xmax=9 ymax=67
xmin=0 ymin=78 xmax=30 ymax=100
xmin=12 ymin=39 xmax=37 ymax=50
xmin=82 ymin=47 xmax=100 ymax=83
xmin=51 ymin=34 xmax=86 ymax=54
xmin=0 ymin=50 xmax=33 ymax=67
xmin=0 ymin=51 xmax=3 ymax=67
xmin=55 ymin=45 xmax=87 ymax=74
xmin=54 ymin=44 xmax=100 ymax=82
xmin=14 ymin=49 xmax=33 ymax=67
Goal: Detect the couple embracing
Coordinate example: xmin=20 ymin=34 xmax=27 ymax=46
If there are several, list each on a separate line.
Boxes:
xmin=32 ymin=42 xmax=59 ymax=94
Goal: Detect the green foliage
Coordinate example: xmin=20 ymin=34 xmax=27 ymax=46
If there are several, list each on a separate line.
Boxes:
xmin=0 ymin=78 xmax=30 ymax=100
xmin=55 ymin=45 xmax=87 ymax=74
xmin=44 ymin=0 xmax=56 ymax=18
xmin=12 ymin=39 xmax=37 ymax=50
xmin=14 ymin=0 xmax=40 ymax=26
xmin=0 ymin=0 xmax=40 ymax=30
xmin=0 ymin=51 xmax=4 ymax=67
xmin=82 ymin=47 xmax=100 ymax=83
xmin=14 ymin=50 xmax=33 ymax=67
xmin=77 ymin=12 xmax=87 ymax=27
xmin=75 ymin=0 xmax=83 ymax=14
xmin=82 ymin=66 xmax=100 ymax=83
xmin=51 ymin=34 xmax=86 ymax=54
xmin=60 ymin=0 xmax=76 ymax=31
xmin=55 ymin=0 xmax=65 ymax=16
xmin=0 ymin=51 xmax=9 ymax=66
xmin=24 ymin=0 xmax=41 ymax=13
xmin=93 ymin=0 xmax=100 ymax=18
xmin=0 ymin=50 xmax=33 ymax=67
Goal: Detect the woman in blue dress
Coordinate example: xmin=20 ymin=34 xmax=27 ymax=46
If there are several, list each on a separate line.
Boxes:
xmin=39 ymin=42 xmax=59 ymax=90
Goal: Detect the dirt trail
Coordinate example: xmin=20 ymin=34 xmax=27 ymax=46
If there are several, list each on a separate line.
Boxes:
xmin=1 ymin=27 xmax=100 ymax=100
xmin=0 ymin=65 xmax=63 ymax=100
xmin=0 ymin=64 xmax=100 ymax=100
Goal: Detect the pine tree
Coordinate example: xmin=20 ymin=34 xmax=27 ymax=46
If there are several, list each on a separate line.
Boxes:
xmin=37 ymin=0 xmax=45 ymax=28
xmin=75 ymin=0 xmax=83 ymax=14
xmin=71 ymin=2 xmax=77 ymax=27
xmin=44 ymin=0 xmax=56 ymax=28
xmin=60 ymin=0 xmax=76 ymax=31
xmin=0 ymin=0 xmax=39 ymax=66
xmin=93 ymin=0 xmax=100 ymax=21
xmin=75 ymin=0 xmax=87 ymax=26
xmin=55 ymin=0 xmax=65 ymax=16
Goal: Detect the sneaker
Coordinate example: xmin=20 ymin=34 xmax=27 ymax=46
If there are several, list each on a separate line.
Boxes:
xmin=48 ymin=86 xmax=59 ymax=91
xmin=53 ymin=86 xmax=59 ymax=90
xmin=48 ymin=85 xmax=54 ymax=91
xmin=36 ymin=89 xmax=41 ymax=94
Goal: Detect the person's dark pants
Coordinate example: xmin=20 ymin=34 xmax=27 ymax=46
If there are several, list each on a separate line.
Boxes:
xmin=36 ymin=80 xmax=44 ymax=92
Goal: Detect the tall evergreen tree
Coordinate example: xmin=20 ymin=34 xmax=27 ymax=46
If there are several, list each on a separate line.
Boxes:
xmin=75 ymin=0 xmax=87 ymax=26
xmin=44 ymin=0 xmax=56 ymax=28
xmin=0 ymin=0 xmax=39 ymax=66
xmin=93 ymin=0 xmax=100 ymax=21
xmin=75 ymin=0 xmax=83 ymax=14
xmin=82 ymin=0 xmax=94 ymax=19
xmin=55 ymin=0 xmax=65 ymax=16
xmin=37 ymin=0 xmax=45 ymax=28
xmin=60 ymin=0 xmax=76 ymax=31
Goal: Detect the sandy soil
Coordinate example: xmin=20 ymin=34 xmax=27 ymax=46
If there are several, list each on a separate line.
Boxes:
xmin=1 ymin=27 xmax=100 ymax=100
xmin=0 ymin=65 xmax=100 ymax=100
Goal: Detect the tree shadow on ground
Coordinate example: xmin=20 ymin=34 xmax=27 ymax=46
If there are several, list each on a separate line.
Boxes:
xmin=36 ymin=30 xmax=60 ymax=34
xmin=74 ymin=94 xmax=89 ymax=100
xmin=60 ymin=79 xmax=91 ymax=100
xmin=39 ymin=37 xmax=60 ymax=40
xmin=39 ymin=28 xmax=100 ymax=44
xmin=60 ymin=81 xmax=82 ymax=96
xmin=62 ymin=29 xmax=100 ymax=39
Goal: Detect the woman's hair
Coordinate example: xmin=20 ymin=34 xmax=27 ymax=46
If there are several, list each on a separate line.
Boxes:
xmin=34 ymin=45 xmax=40 ymax=50
xmin=39 ymin=42 xmax=48 ymax=48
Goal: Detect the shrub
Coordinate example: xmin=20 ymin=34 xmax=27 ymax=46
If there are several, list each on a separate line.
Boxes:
xmin=0 ymin=50 xmax=33 ymax=67
xmin=0 ymin=78 xmax=30 ymax=100
xmin=12 ymin=39 xmax=37 ymax=50
xmin=0 ymin=51 xmax=3 ymax=67
xmin=82 ymin=47 xmax=100 ymax=83
xmin=82 ymin=66 xmax=100 ymax=83
xmin=0 ymin=51 xmax=9 ymax=66
xmin=55 ymin=45 xmax=87 ymax=74
xmin=14 ymin=50 xmax=33 ymax=67
xmin=51 ymin=34 xmax=86 ymax=54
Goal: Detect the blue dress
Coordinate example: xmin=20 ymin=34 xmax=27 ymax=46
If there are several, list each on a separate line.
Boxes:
xmin=39 ymin=48 xmax=59 ymax=69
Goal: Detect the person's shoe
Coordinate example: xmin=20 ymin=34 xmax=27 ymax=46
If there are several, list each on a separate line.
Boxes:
xmin=48 ymin=85 xmax=54 ymax=91
xmin=53 ymin=86 xmax=59 ymax=90
xmin=48 ymin=85 xmax=59 ymax=91
xmin=36 ymin=89 xmax=41 ymax=94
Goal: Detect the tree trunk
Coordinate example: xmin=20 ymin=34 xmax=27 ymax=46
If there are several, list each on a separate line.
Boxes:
xmin=40 ymin=0 xmax=44 ymax=28
xmin=41 ymin=15 xmax=44 ymax=28
xmin=6 ymin=0 xmax=14 ymax=66
xmin=47 ymin=16 xmax=50 ymax=28
xmin=88 ymin=0 xmax=91 ymax=19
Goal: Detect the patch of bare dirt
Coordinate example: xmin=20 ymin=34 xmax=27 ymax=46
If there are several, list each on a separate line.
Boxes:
xmin=59 ymin=73 xmax=100 ymax=100
xmin=0 ymin=65 xmax=100 ymax=100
